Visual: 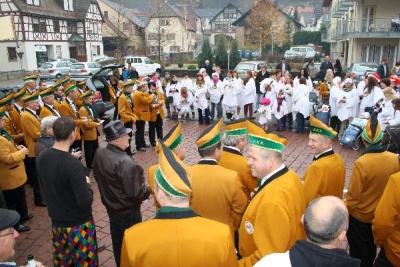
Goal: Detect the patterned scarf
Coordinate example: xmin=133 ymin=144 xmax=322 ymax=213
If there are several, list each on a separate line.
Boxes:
xmin=0 ymin=128 xmax=17 ymax=148
xmin=123 ymin=91 xmax=134 ymax=109
xmin=82 ymin=103 xmax=98 ymax=121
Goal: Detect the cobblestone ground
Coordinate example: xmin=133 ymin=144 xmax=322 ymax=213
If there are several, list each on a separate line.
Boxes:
xmin=14 ymin=118 xmax=360 ymax=266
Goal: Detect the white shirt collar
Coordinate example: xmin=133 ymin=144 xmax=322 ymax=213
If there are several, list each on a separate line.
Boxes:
xmin=200 ymin=158 xmax=217 ymax=163
xmin=260 ymin=164 xmax=286 ymax=187
xmin=225 ymin=146 xmax=240 ymax=152
xmin=314 ymin=148 xmax=333 ymax=159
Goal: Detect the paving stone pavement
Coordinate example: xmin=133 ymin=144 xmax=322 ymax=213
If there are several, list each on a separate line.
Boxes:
xmin=14 ymin=118 xmax=360 ymax=266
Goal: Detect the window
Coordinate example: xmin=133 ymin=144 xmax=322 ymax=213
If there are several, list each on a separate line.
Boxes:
xmin=97 ymin=45 xmax=101 ymax=55
xmin=78 ymin=45 xmax=85 ymax=56
xmin=170 ymin=46 xmax=180 ymax=52
xmin=150 ymin=46 xmax=159 ymax=54
xmin=39 ymin=19 xmax=46 ymax=33
xmin=166 ymin=33 xmax=175 ymax=40
xmin=223 ymin=8 xmax=236 ymax=19
xmin=160 ymin=19 xmax=170 ymax=26
xmin=53 ymin=20 xmax=60 ymax=33
xmin=134 ymin=58 xmax=142 ymax=63
xmin=56 ymin=45 xmax=62 ymax=58
xmin=104 ymin=11 xmax=108 ymax=19
xmin=26 ymin=0 xmax=39 ymax=6
xmin=144 ymin=58 xmax=152 ymax=64
xmin=32 ymin=18 xmax=39 ymax=32
xmin=7 ymin=47 xmax=17 ymax=61
xmin=67 ymin=22 xmax=77 ymax=33
xmin=148 ymin=33 xmax=159 ymax=40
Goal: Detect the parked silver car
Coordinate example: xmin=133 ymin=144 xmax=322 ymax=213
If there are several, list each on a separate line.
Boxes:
xmin=234 ymin=61 xmax=274 ymax=78
xmin=39 ymin=61 xmax=71 ymax=79
xmin=347 ymin=62 xmax=378 ymax=83
xmin=69 ymin=62 xmax=102 ymax=76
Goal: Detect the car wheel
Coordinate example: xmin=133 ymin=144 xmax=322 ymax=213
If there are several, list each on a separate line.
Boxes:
xmin=55 ymin=73 xmax=62 ymax=79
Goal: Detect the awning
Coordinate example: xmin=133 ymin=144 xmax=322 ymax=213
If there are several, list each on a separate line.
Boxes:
xmin=35 ymin=45 xmax=47 ymax=52
xmin=68 ymin=33 xmax=86 ymax=42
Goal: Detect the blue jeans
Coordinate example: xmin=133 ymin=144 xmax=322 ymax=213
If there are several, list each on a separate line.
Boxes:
xmin=296 ymin=113 xmax=305 ymax=133
xmin=108 ymin=209 xmax=142 ymax=267
xmin=255 ymin=93 xmax=263 ymax=110
xmin=210 ymin=101 xmax=222 ymax=120
xmin=198 ymin=108 xmax=211 ymax=124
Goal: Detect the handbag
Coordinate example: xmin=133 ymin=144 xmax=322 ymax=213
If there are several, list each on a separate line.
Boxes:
xmin=205 ymin=91 xmax=210 ymax=100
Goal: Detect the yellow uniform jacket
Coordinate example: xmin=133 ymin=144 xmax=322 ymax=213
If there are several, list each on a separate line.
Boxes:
xmin=58 ymin=99 xmax=85 ymax=141
xmin=39 ymin=104 xmax=61 ymax=119
xmin=75 ymin=88 xmax=85 ymax=110
xmin=118 ymin=92 xmax=137 ymax=125
xmin=345 ymin=147 xmax=400 ymax=223
xmin=120 ymin=207 xmax=238 ymax=267
xmin=108 ymin=81 xmax=124 ymax=104
xmin=373 ymin=172 xmax=400 ymax=267
xmin=238 ymin=167 xmax=306 ymax=267
xmin=3 ymin=112 xmax=23 ymax=144
xmin=53 ymin=97 xmax=62 ymax=111
xmin=218 ymin=147 xmax=258 ymax=199
xmin=79 ymin=105 xmax=99 ymax=141
xmin=10 ymin=105 xmax=23 ymax=134
xmin=149 ymin=90 xmax=165 ymax=122
xmin=133 ymin=90 xmax=154 ymax=121
xmin=303 ymin=150 xmax=345 ymax=205
xmin=21 ymin=109 xmax=41 ymax=158
xmin=148 ymin=164 xmax=161 ymax=210
xmin=0 ymin=133 xmax=27 ymax=190
xmin=188 ymin=160 xmax=247 ymax=234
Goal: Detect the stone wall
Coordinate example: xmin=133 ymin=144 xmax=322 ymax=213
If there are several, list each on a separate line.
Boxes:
xmin=0 ymin=70 xmax=36 ymax=82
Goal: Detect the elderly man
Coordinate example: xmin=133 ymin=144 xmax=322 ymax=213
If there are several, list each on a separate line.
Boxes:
xmin=345 ymin=114 xmax=400 ymax=267
xmin=133 ymin=79 xmax=155 ymax=152
xmin=52 ymin=80 xmax=64 ymax=110
xmin=255 ymin=196 xmax=361 ymax=267
xmin=238 ymin=121 xmax=306 ymax=267
xmin=58 ymin=81 xmax=88 ymax=151
xmin=37 ymin=116 xmax=98 ymax=266
xmin=21 ymin=91 xmax=45 ymax=207
xmin=23 ymin=74 xmax=38 ymax=95
xmin=218 ymin=118 xmax=257 ymax=199
xmin=373 ymin=171 xmax=400 ymax=266
xmin=148 ymin=122 xmax=185 ymax=210
xmin=121 ymin=141 xmax=238 ymax=267
xmin=303 ymin=115 xmax=345 ymax=205
xmin=39 ymin=87 xmax=61 ymax=119
xmin=204 ymin=59 xmax=213 ymax=78
xmin=0 ymin=107 xmax=32 ymax=232
xmin=9 ymin=87 xmax=26 ymax=137
xmin=0 ymin=209 xmax=44 ymax=266
xmin=189 ymin=119 xmax=247 ymax=235
xmin=93 ymin=120 xmax=150 ymax=267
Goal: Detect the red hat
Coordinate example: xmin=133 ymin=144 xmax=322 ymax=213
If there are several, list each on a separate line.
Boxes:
xmin=368 ymin=73 xmax=381 ymax=83
xmin=390 ymin=75 xmax=400 ymax=85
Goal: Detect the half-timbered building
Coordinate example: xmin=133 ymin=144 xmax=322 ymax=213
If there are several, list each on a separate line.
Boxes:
xmin=0 ymin=0 xmax=103 ymax=71
xmin=209 ymin=3 xmax=242 ymax=47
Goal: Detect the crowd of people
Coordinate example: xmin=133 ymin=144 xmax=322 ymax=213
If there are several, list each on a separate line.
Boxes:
xmin=1 ymin=57 xmax=400 ymax=267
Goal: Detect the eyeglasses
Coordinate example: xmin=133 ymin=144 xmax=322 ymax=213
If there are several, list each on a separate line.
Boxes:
xmin=0 ymin=228 xmax=14 ymax=237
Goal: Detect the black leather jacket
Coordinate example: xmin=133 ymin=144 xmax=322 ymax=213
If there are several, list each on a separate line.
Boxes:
xmin=93 ymin=144 xmax=150 ymax=214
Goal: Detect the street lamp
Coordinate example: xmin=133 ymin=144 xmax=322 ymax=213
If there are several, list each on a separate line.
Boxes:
xmin=87 ymin=29 xmax=93 ymax=62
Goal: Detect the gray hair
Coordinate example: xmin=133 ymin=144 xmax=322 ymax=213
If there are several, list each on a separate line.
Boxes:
xmin=154 ymin=181 xmax=190 ymax=204
xmin=259 ymin=148 xmax=283 ymax=164
xmin=304 ymin=197 xmax=348 ymax=245
xmin=222 ymin=134 xmax=245 ymax=147
xmin=40 ymin=116 xmax=57 ymax=134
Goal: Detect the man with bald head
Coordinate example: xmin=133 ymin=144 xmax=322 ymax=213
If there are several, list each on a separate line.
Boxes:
xmin=255 ymin=196 xmax=361 ymax=267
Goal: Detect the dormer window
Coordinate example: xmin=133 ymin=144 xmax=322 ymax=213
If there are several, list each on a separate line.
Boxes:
xmin=26 ymin=0 xmax=40 ymax=6
xmin=64 ymin=0 xmax=73 ymax=12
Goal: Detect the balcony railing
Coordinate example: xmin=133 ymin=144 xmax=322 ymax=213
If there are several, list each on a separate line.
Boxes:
xmin=333 ymin=17 xmax=400 ymax=39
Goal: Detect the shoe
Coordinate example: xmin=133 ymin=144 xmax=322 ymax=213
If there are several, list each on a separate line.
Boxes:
xmin=15 ymin=224 xmax=30 ymax=232
xmin=20 ymin=213 xmax=34 ymax=223
xmin=254 ymin=110 xmax=258 ymax=114
xmin=138 ymin=147 xmax=146 ymax=151
xmin=97 ymin=242 xmax=106 ymax=252
xmin=150 ymin=143 xmax=157 ymax=147
xmin=35 ymin=202 xmax=47 ymax=207
xmin=145 ymin=144 xmax=150 ymax=148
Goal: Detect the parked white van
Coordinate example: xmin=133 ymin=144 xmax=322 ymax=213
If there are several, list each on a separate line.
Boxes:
xmin=287 ymin=46 xmax=316 ymax=59
xmin=124 ymin=56 xmax=162 ymax=76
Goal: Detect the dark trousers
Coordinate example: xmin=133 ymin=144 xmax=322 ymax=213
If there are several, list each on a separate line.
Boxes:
xmin=286 ymin=112 xmax=293 ymax=128
xmin=84 ymin=139 xmax=99 ymax=170
xmin=149 ymin=114 xmax=163 ymax=145
xmin=347 ymin=215 xmax=376 ymax=267
xmin=108 ymin=209 xmax=142 ymax=267
xmin=277 ymin=117 xmax=285 ymax=130
xmin=330 ymin=115 xmax=342 ymax=132
xmin=25 ymin=157 xmax=43 ymax=204
xmin=135 ymin=120 xmax=146 ymax=149
xmin=2 ymin=185 xmax=29 ymax=222
xmin=198 ymin=108 xmax=210 ymax=124
xmin=124 ymin=122 xmax=134 ymax=156
xmin=70 ymin=139 xmax=82 ymax=152
xmin=296 ymin=113 xmax=305 ymax=133
xmin=374 ymin=247 xmax=395 ymax=267
xmin=0 ymin=190 xmax=6 ymax=209
xmin=210 ymin=101 xmax=222 ymax=120
xmin=244 ymin=103 xmax=253 ymax=117
xmin=113 ymin=101 xmax=119 ymax=120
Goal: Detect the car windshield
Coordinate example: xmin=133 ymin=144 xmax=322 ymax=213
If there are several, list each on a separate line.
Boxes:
xmin=236 ymin=63 xmax=256 ymax=70
xmin=41 ymin=63 xmax=53 ymax=68
xmin=354 ymin=64 xmax=377 ymax=72
xmin=71 ymin=64 xmax=85 ymax=69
